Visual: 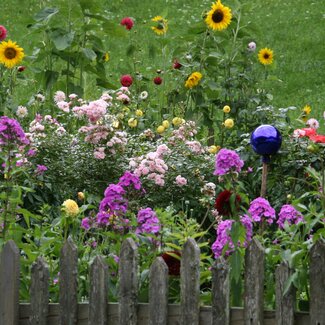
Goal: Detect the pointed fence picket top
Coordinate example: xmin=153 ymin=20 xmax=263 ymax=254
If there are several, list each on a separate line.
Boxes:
xmin=0 ymin=240 xmax=20 ymax=325
xmin=180 ymin=238 xmax=200 ymax=325
xmin=29 ymin=257 xmax=49 ymax=325
xmin=275 ymin=261 xmax=295 ymax=325
xmin=212 ymin=257 xmax=230 ymax=325
xmin=149 ymin=256 xmax=169 ymax=325
xmin=119 ymin=237 xmax=138 ymax=325
xmin=310 ymin=240 xmax=325 ymax=325
xmin=89 ymin=255 xmax=108 ymax=325
xmin=244 ymin=237 xmax=264 ymax=325
xmin=59 ymin=237 xmax=78 ymax=325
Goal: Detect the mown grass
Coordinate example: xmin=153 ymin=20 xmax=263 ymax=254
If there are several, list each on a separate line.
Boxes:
xmin=2 ymin=0 xmax=325 ymax=123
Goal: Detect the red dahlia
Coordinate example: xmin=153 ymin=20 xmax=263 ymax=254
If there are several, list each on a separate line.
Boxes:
xmin=214 ymin=190 xmax=241 ymax=216
xmin=120 ymin=17 xmax=134 ymax=30
xmin=173 ymin=59 xmax=182 ymax=69
xmin=120 ymin=74 xmax=133 ymax=87
xmin=161 ymin=251 xmax=181 ymax=276
xmin=153 ymin=76 xmax=163 ymax=85
xmin=18 ymin=66 xmax=26 ymax=72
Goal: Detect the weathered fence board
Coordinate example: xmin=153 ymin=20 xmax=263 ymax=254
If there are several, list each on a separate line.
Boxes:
xmin=180 ymin=238 xmax=201 ymax=325
xmin=119 ymin=237 xmax=138 ymax=325
xmin=0 ymin=240 xmax=20 ymax=325
xmin=149 ymin=256 xmax=168 ymax=325
xmin=59 ymin=237 xmax=78 ymax=325
xmin=30 ymin=257 xmax=49 ymax=325
xmin=244 ymin=238 xmax=265 ymax=325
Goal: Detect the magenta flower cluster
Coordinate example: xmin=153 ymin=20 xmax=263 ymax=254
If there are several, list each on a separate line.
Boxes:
xmin=118 ymin=171 xmax=142 ymax=190
xmin=211 ymin=215 xmax=252 ymax=258
xmin=213 ymin=148 xmax=244 ymax=176
xmin=136 ymin=208 xmax=160 ymax=235
xmin=0 ymin=116 xmax=29 ymax=146
xmin=277 ymin=204 xmax=303 ymax=229
xmin=248 ymin=197 xmax=276 ymax=224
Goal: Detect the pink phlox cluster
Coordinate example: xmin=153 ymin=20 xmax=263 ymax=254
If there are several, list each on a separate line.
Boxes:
xmin=85 ymin=99 xmax=109 ymax=124
xmin=213 ymin=148 xmax=244 ymax=176
xmin=116 ymin=93 xmax=130 ymax=105
xmin=277 ymin=204 xmax=303 ymax=229
xmin=136 ymin=208 xmax=160 ymax=235
xmin=94 ymin=147 xmax=106 ymax=160
xmin=106 ymin=131 xmax=128 ymax=154
xmin=248 ymin=197 xmax=276 ymax=224
xmin=54 ymin=91 xmax=66 ymax=103
xmin=79 ymin=125 xmax=111 ymax=144
xmin=185 ymin=140 xmax=205 ymax=154
xmin=169 ymin=121 xmax=198 ymax=143
xmin=175 ymin=175 xmax=187 ymax=186
xmin=56 ymin=101 xmax=70 ymax=113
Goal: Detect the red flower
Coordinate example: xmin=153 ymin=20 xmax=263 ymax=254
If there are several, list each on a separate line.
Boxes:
xmin=120 ymin=74 xmax=133 ymax=87
xmin=161 ymin=251 xmax=181 ymax=276
xmin=0 ymin=25 xmax=7 ymax=41
xmin=17 ymin=66 xmax=26 ymax=72
xmin=120 ymin=17 xmax=134 ymax=30
xmin=173 ymin=59 xmax=182 ymax=69
xmin=215 ymin=190 xmax=241 ymax=216
xmin=153 ymin=76 xmax=163 ymax=85
xmin=309 ymin=134 xmax=325 ymax=143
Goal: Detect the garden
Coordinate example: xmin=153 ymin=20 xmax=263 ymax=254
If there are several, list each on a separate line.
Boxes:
xmin=0 ymin=0 xmax=325 ymax=322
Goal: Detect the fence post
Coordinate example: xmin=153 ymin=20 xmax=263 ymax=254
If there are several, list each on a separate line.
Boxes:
xmin=149 ymin=256 xmax=168 ymax=325
xmin=180 ymin=238 xmax=200 ymax=325
xmin=0 ymin=240 xmax=20 ymax=325
xmin=29 ymin=257 xmax=49 ymax=325
xmin=119 ymin=238 xmax=138 ymax=325
xmin=59 ymin=237 xmax=78 ymax=325
xmin=310 ymin=240 xmax=325 ymax=325
xmin=89 ymin=255 xmax=108 ymax=325
xmin=244 ymin=237 xmax=264 ymax=325
xmin=212 ymin=257 xmax=230 ymax=325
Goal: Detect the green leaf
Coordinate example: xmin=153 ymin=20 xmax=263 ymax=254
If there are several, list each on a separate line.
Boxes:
xmin=49 ymin=28 xmax=75 ymax=51
xmin=126 ymin=44 xmax=136 ymax=57
xmin=230 ymin=249 xmax=242 ymax=282
xmin=34 ymin=7 xmax=59 ymax=22
xmin=96 ymin=78 xmax=116 ymax=90
xmin=44 ymin=70 xmax=59 ymax=91
xmin=102 ymin=21 xmax=127 ymax=38
xmin=82 ymin=48 xmax=97 ymax=61
xmin=83 ymin=12 xmax=110 ymax=22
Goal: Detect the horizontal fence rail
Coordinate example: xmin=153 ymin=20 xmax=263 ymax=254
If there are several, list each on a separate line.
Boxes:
xmin=0 ymin=237 xmax=323 ymax=325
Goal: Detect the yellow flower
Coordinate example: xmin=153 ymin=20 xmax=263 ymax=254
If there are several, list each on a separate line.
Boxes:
xmin=224 ymin=118 xmax=234 ymax=129
xmin=162 ymin=120 xmax=170 ymax=128
xmin=135 ymin=109 xmax=144 ymax=117
xmin=128 ymin=118 xmax=138 ymax=128
xmin=303 ymin=105 xmax=311 ymax=115
xmin=151 ymin=16 xmax=168 ymax=35
xmin=156 ymin=125 xmax=165 ymax=134
xmin=223 ymin=105 xmax=231 ymax=113
xmin=112 ymin=120 xmax=120 ymax=128
xmin=205 ymin=1 xmax=232 ymax=31
xmin=103 ymin=52 xmax=110 ymax=62
xmin=62 ymin=199 xmax=79 ymax=217
xmin=172 ymin=117 xmax=185 ymax=126
xmin=0 ymin=40 xmax=25 ymax=69
xmin=208 ymin=145 xmax=221 ymax=154
xmin=185 ymin=71 xmax=203 ymax=88
xmin=258 ymin=48 xmax=274 ymax=65
xmin=77 ymin=192 xmax=85 ymax=200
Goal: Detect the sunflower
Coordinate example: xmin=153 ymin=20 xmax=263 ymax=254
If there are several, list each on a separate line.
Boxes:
xmin=103 ymin=52 xmax=110 ymax=62
xmin=301 ymin=104 xmax=311 ymax=122
xmin=185 ymin=71 xmax=203 ymax=88
xmin=151 ymin=16 xmax=168 ymax=35
xmin=0 ymin=40 xmax=24 ymax=69
xmin=205 ymin=1 xmax=232 ymax=31
xmin=258 ymin=48 xmax=274 ymax=65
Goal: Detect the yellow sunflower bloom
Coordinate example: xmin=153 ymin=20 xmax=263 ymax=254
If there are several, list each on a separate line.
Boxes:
xmin=303 ymin=104 xmax=311 ymax=115
xmin=185 ymin=71 xmax=203 ymax=88
xmin=205 ymin=1 xmax=232 ymax=31
xmin=151 ymin=16 xmax=168 ymax=35
xmin=0 ymin=40 xmax=24 ymax=69
xmin=103 ymin=52 xmax=110 ymax=62
xmin=258 ymin=48 xmax=274 ymax=65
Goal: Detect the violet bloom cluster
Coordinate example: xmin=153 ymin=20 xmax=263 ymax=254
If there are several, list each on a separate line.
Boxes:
xmin=248 ymin=197 xmax=276 ymax=224
xmin=213 ymin=148 xmax=244 ymax=176
xmin=277 ymin=204 xmax=303 ymax=229
xmin=118 ymin=171 xmax=142 ymax=190
xmin=211 ymin=216 xmax=253 ymax=258
xmin=0 ymin=116 xmax=29 ymax=147
xmin=136 ymin=208 xmax=160 ymax=235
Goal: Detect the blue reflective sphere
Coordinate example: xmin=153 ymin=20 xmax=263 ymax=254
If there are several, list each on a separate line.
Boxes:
xmin=250 ymin=125 xmax=282 ymax=156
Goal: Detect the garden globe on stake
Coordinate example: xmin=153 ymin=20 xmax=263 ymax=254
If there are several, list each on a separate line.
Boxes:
xmin=250 ymin=125 xmax=282 ymax=197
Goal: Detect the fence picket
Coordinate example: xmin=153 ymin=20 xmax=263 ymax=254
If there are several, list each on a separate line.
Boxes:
xmin=149 ymin=256 xmax=168 ymax=325
xmin=275 ymin=261 xmax=295 ymax=325
xmin=59 ymin=237 xmax=78 ymax=325
xmin=89 ymin=255 xmax=108 ymax=325
xmin=212 ymin=257 xmax=230 ymax=325
xmin=30 ymin=257 xmax=49 ymax=325
xmin=119 ymin=238 xmax=138 ymax=325
xmin=310 ymin=240 xmax=325 ymax=325
xmin=0 ymin=240 xmax=20 ymax=325
xmin=180 ymin=238 xmax=200 ymax=325
xmin=244 ymin=238 xmax=264 ymax=325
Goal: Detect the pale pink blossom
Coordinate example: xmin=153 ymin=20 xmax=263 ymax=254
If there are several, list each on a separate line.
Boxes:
xmin=175 ymin=175 xmax=187 ymax=186
xmin=54 ymin=91 xmax=66 ymax=103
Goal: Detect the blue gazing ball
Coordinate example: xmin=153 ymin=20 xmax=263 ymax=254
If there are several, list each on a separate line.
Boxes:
xmin=250 ymin=125 xmax=282 ymax=156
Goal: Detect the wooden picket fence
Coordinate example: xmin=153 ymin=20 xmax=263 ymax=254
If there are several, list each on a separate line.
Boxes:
xmin=0 ymin=237 xmax=325 ymax=325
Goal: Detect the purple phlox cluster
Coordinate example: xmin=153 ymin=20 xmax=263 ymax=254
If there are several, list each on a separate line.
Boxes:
xmin=248 ymin=197 xmax=276 ymax=224
xmin=277 ymin=204 xmax=303 ymax=229
xmin=213 ymin=148 xmax=244 ymax=176
xmin=118 ymin=171 xmax=142 ymax=190
xmin=36 ymin=164 xmax=47 ymax=175
xmin=0 ymin=116 xmax=29 ymax=146
xmin=211 ymin=216 xmax=253 ymax=259
xmin=136 ymin=207 xmax=160 ymax=235
xmin=81 ymin=217 xmax=91 ymax=230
